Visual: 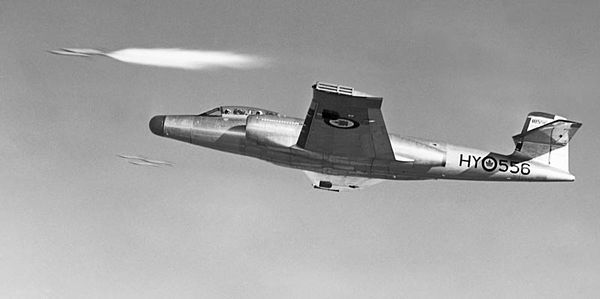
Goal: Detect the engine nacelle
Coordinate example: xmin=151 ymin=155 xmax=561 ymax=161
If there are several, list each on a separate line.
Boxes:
xmin=389 ymin=135 xmax=447 ymax=166
xmin=246 ymin=115 xmax=303 ymax=148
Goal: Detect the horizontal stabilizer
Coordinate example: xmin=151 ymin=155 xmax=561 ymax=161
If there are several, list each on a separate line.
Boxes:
xmin=513 ymin=119 xmax=582 ymax=157
xmin=512 ymin=112 xmax=582 ymax=172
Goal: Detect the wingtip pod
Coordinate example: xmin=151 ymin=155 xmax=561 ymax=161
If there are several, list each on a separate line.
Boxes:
xmin=303 ymin=171 xmax=383 ymax=191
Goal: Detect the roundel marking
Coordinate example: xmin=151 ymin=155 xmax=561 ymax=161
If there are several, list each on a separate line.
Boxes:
xmin=325 ymin=118 xmax=360 ymax=129
xmin=482 ymin=156 xmax=497 ymax=172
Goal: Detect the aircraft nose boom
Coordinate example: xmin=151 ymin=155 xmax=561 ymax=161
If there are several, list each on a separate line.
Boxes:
xmin=149 ymin=115 xmax=166 ymax=136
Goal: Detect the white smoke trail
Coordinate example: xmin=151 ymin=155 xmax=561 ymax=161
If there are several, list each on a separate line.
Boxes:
xmin=105 ymin=48 xmax=267 ymax=70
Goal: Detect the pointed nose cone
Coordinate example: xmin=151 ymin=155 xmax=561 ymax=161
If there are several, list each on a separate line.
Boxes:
xmin=149 ymin=115 xmax=166 ymax=136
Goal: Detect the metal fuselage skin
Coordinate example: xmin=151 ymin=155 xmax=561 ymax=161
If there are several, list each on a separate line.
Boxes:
xmin=150 ymin=113 xmax=574 ymax=182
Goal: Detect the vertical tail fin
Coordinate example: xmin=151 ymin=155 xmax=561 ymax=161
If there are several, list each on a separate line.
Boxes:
xmin=512 ymin=112 xmax=582 ymax=172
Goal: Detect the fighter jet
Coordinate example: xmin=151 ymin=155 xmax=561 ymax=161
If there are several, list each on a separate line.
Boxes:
xmin=128 ymin=160 xmax=160 ymax=167
xmin=117 ymin=154 xmax=174 ymax=167
xmin=48 ymin=48 xmax=106 ymax=57
xmin=149 ymin=82 xmax=582 ymax=191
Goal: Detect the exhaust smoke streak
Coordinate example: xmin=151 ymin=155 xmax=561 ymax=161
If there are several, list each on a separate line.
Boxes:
xmin=105 ymin=48 xmax=267 ymax=70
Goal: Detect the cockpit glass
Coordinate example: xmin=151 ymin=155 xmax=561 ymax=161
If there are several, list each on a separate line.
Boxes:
xmin=201 ymin=106 xmax=281 ymax=117
xmin=199 ymin=107 xmax=221 ymax=117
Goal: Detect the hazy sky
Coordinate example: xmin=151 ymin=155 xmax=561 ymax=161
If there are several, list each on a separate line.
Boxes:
xmin=2 ymin=0 xmax=600 ymax=298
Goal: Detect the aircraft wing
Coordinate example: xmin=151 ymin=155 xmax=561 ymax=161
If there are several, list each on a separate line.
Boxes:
xmin=296 ymin=82 xmax=395 ymax=159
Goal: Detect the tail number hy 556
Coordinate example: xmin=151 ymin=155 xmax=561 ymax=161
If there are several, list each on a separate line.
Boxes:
xmin=459 ymin=154 xmax=530 ymax=175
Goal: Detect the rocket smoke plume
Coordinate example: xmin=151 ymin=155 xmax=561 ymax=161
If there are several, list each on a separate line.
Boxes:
xmin=105 ymin=48 xmax=267 ymax=70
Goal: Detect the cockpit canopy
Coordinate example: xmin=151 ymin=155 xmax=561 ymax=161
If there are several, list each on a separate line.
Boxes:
xmin=199 ymin=106 xmax=281 ymax=118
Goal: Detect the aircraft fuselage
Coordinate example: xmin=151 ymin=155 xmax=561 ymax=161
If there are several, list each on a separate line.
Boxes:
xmin=149 ymin=113 xmax=574 ymax=182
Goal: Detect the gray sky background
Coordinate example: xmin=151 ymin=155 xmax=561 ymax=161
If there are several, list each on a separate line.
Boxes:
xmin=2 ymin=0 xmax=600 ymax=298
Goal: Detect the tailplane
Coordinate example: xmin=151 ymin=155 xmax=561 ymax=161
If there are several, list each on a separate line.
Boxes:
xmin=512 ymin=112 xmax=582 ymax=172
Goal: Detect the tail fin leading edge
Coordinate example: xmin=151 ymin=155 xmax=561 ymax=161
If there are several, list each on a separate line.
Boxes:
xmin=512 ymin=112 xmax=582 ymax=172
